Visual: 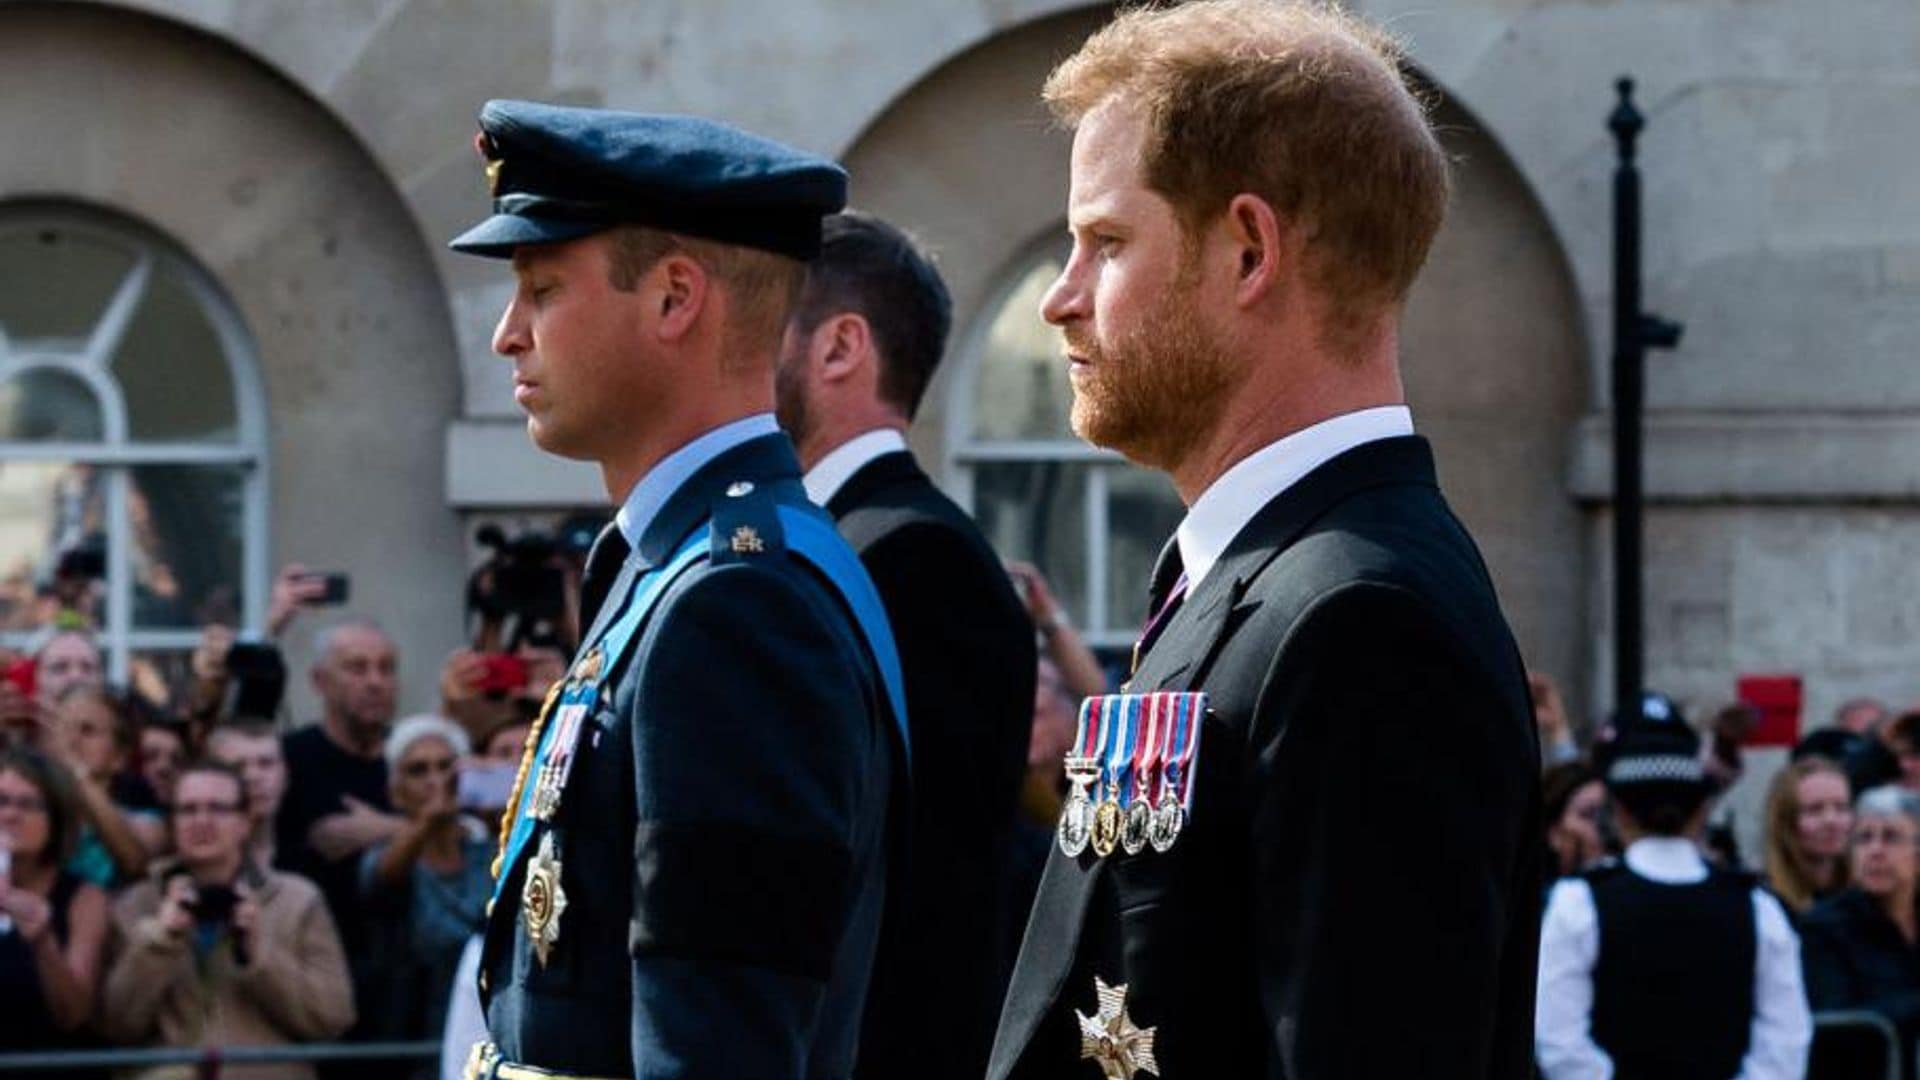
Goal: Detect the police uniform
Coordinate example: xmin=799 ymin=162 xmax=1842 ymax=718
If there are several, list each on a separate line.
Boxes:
xmin=449 ymin=101 xmax=908 ymax=1080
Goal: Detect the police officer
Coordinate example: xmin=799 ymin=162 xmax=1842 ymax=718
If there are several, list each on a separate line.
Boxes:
xmin=448 ymin=101 xmax=907 ymax=1080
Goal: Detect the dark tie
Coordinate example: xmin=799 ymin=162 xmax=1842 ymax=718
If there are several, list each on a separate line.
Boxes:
xmin=577 ymin=522 xmax=630 ymax=636
xmin=1132 ymin=542 xmax=1189 ymax=676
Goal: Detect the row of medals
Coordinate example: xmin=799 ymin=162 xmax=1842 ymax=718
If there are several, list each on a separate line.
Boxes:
xmin=1058 ymin=757 xmax=1185 ymax=859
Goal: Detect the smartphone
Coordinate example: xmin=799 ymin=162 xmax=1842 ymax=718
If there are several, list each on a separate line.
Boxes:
xmin=476 ymin=653 xmax=529 ymax=696
xmin=457 ymin=761 xmax=518 ymax=811
xmin=301 ymin=572 xmax=350 ymax=607
xmin=225 ymin=642 xmax=288 ymax=722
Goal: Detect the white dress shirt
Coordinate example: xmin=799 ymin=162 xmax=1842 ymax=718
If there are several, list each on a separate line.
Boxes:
xmin=1176 ymin=405 xmax=1413 ymax=590
xmin=802 ymin=428 xmax=909 ymax=507
xmin=614 ymin=413 xmax=781 ymax=547
xmin=1534 ymin=837 xmax=1812 ymax=1080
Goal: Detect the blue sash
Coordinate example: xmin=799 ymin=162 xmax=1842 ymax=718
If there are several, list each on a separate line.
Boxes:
xmin=492 ymin=505 xmax=911 ymax=905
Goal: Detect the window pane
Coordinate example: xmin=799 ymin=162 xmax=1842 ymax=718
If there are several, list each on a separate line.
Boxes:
xmin=973 ymin=460 xmax=1088 ymax=626
xmin=0 ymin=369 xmax=104 ymax=441
xmin=0 ymin=461 xmax=101 ymax=632
xmin=1104 ymin=466 xmax=1187 ymax=632
xmin=113 ymin=270 xmax=239 ymax=442
xmin=972 ymin=253 xmax=1074 ymax=441
xmin=130 ymin=465 xmax=244 ymax=628
xmin=0 ymin=226 xmax=137 ymax=350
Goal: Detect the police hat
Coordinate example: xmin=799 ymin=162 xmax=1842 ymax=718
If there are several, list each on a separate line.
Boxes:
xmin=449 ymin=100 xmax=848 ymax=261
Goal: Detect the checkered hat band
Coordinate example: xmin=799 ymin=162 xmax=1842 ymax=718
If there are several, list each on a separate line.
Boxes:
xmin=1607 ymin=754 xmax=1705 ymax=785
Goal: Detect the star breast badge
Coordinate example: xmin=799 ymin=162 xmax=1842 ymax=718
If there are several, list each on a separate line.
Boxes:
xmin=1076 ymin=976 xmax=1159 ymax=1079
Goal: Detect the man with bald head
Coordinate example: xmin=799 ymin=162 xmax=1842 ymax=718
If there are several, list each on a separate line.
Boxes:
xmin=990 ymin=3 xmax=1539 ymax=1077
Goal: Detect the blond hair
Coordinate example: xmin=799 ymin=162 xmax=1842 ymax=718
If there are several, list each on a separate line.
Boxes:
xmin=606 ymin=226 xmax=804 ymax=373
xmin=1044 ymin=0 xmax=1449 ymax=347
xmin=1763 ymin=756 xmax=1850 ymax=912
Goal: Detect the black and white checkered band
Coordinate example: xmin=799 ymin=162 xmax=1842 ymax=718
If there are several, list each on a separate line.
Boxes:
xmin=1607 ymin=754 xmax=1706 ymax=785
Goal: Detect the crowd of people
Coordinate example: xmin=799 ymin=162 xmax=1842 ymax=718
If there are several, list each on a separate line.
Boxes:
xmin=1533 ymin=677 xmax=1920 ymax=1076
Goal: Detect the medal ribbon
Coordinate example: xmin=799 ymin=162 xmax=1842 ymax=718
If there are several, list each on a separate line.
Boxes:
xmin=1160 ymin=692 xmax=1204 ymax=811
xmin=1106 ymin=695 xmax=1140 ymax=806
xmin=1132 ymin=693 xmax=1167 ymax=804
xmin=1073 ymin=695 xmax=1103 ymax=760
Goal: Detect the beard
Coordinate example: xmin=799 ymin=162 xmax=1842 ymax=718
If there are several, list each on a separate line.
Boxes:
xmin=1066 ymin=276 xmax=1237 ymax=471
xmin=772 ymin=341 xmax=814 ymax=448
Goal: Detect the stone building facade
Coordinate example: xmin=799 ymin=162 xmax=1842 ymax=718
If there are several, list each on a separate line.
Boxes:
xmin=0 ymin=0 xmax=1913 ymax=837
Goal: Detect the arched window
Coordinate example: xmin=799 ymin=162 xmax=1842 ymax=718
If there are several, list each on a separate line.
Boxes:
xmin=0 ymin=204 xmax=268 ymax=681
xmin=951 ymin=236 xmax=1185 ymax=651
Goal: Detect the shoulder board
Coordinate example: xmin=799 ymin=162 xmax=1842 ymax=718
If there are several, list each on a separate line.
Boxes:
xmin=708 ymin=481 xmax=787 ymax=566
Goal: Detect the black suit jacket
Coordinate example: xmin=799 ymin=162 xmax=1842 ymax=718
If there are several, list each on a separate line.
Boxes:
xmin=990 ymin=436 xmax=1541 ymax=1079
xmin=827 ymin=449 xmax=1038 ymax=1080
xmin=483 ymin=433 xmax=899 ymax=1079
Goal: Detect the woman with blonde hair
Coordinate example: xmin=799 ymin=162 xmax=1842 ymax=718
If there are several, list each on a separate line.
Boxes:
xmin=1765 ymin=755 xmax=1853 ymax=912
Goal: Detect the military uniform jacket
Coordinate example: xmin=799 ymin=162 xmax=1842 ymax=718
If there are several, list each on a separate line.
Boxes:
xmin=481 ymin=434 xmax=900 ymax=1080
xmin=989 ymin=437 xmax=1542 ymax=1079
xmin=825 ymin=450 xmax=1037 ymax=1080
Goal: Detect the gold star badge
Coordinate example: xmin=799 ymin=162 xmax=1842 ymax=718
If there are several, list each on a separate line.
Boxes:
xmin=730 ymin=525 xmax=765 ymax=554
xmin=522 ymin=832 xmax=568 ymax=967
xmin=1076 ymin=977 xmax=1158 ymax=1078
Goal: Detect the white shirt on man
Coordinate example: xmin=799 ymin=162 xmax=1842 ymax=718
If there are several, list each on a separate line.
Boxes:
xmin=1175 ymin=405 xmax=1414 ymax=590
xmin=1534 ymin=836 xmax=1811 ymax=1080
xmin=614 ymin=413 xmax=782 ymax=547
xmin=802 ymin=428 xmax=909 ymax=508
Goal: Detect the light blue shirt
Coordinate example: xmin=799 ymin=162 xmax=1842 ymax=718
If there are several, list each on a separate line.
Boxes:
xmin=614 ymin=413 xmax=781 ymax=547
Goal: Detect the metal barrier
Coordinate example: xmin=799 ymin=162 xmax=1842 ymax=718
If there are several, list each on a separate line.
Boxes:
xmin=1810 ymin=1010 xmax=1902 ymax=1080
xmin=0 ymin=1039 xmax=439 ymax=1075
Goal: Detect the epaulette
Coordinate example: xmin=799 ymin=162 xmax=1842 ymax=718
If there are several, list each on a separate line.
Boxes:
xmin=708 ymin=479 xmax=787 ymax=566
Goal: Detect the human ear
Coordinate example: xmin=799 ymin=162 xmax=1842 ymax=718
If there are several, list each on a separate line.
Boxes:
xmin=653 ymin=255 xmax=708 ymax=341
xmin=817 ymin=313 xmax=872 ymax=385
xmin=1226 ymin=193 xmax=1284 ymax=308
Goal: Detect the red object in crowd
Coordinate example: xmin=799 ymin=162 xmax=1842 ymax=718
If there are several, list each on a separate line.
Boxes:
xmin=1736 ymin=674 xmax=1803 ymax=748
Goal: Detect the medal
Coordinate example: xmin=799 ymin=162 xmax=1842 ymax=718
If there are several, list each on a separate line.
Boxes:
xmin=1091 ymin=697 xmax=1137 ymax=858
xmin=1149 ymin=694 xmax=1204 ymax=853
xmin=1121 ymin=695 xmax=1165 ymax=856
xmin=531 ymin=700 xmax=589 ymax=821
xmin=1076 ymin=976 xmax=1159 ymax=1079
xmin=522 ymin=831 xmax=568 ymax=966
xmin=1058 ymin=697 xmax=1109 ymax=857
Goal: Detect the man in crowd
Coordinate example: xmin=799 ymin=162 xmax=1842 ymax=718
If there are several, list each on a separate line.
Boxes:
xmin=449 ymin=100 xmax=905 ymax=1077
xmin=991 ymin=3 xmax=1540 ymax=1076
xmin=102 ymin=760 xmax=355 ymax=1065
xmin=1536 ymin=717 xmax=1811 ymax=1077
xmin=776 ymin=210 xmax=1036 ymax=1078
xmin=207 ymin=720 xmax=289 ymax=870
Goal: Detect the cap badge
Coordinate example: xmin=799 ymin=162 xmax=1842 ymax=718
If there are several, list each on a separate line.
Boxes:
xmin=730 ymin=526 xmax=766 ymax=554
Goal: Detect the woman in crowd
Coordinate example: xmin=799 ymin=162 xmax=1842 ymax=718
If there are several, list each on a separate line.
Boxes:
xmin=1764 ymin=756 xmax=1853 ymax=913
xmin=0 ymin=748 xmax=109 ymax=1049
xmin=51 ymin=685 xmax=163 ymax=885
xmin=1541 ymin=760 xmax=1606 ymax=881
xmin=359 ymin=715 xmax=493 ymax=1044
xmin=1801 ymin=785 xmax=1920 ymax=1061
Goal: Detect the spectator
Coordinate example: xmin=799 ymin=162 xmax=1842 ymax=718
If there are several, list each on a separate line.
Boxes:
xmin=1800 ymin=786 xmax=1920 ymax=1070
xmin=0 ymin=749 xmax=109 ymax=1049
xmin=276 ymin=618 xmax=403 ymax=962
xmin=436 ymin=644 xmax=565 ymax=748
xmin=101 ymin=761 xmax=354 ymax=1078
xmin=49 ymin=685 xmax=161 ymax=885
xmin=1795 ymin=699 xmax=1900 ymax=801
xmin=32 ymin=630 xmax=102 ymax=708
xmin=1541 ymin=760 xmax=1606 ymax=880
xmin=358 ymin=716 xmax=492 ymax=1047
xmin=1531 ymin=671 xmax=1582 ymax=768
xmin=135 ymin=715 xmax=188 ymax=809
xmin=207 ymin=721 xmax=289 ymax=870
xmin=1005 ymin=561 xmax=1109 ymax=698
xmin=1536 ymin=717 xmax=1810 ymax=1078
xmin=1880 ymin=710 xmax=1920 ymax=794
xmin=1763 ymin=756 xmax=1853 ymax=914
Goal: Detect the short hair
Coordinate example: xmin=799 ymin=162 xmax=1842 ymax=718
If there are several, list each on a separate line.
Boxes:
xmin=170 ymin=758 xmax=246 ymax=810
xmin=313 ymin=618 xmax=392 ymax=669
xmin=792 ymin=212 xmax=953 ymax=419
xmin=0 ymin=749 xmax=81 ymax=866
xmin=1835 ymin=697 xmax=1891 ymax=730
xmin=206 ymin=718 xmax=279 ymax=752
xmin=384 ymin=713 xmax=471 ymax=771
xmin=607 ymin=225 xmax=806 ymax=372
xmin=1855 ymin=785 xmax=1920 ymax=838
xmin=1887 ymin=710 xmax=1920 ymax=749
xmin=1043 ymin=0 xmax=1450 ymax=349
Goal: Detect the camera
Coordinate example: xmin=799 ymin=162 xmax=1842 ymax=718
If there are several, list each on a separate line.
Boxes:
xmin=467 ymin=517 xmax=601 ymax=653
xmin=225 ymin=641 xmax=288 ymax=722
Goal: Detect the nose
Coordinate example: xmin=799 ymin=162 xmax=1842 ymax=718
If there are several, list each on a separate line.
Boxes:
xmin=493 ymin=291 xmax=531 ymax=358
xmin=1040 ymin=252 xmax=1088 ymax=328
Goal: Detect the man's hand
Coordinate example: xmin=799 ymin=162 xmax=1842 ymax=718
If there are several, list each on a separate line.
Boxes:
xmin=231 ymin=880 xmax=260 ymax=964
xmin=307 ymin=795 xmax=404 ymax=862
xmin=0 ymin=884 xmax=52 ymax=944
xmin=1528 ymin=671 xmax=1571 ymax=743
xmin=266 ymin=564 xmax=329 ymax=639
xmin=156 ymin=874 xmax=197 ymax=939
xmin=439 ymin=648 xmax=488 ymax=713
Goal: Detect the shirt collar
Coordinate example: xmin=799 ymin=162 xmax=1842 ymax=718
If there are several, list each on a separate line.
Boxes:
xmin=1175 ymin=405 xmax=1413 ymax=590
xmin=802 ymin=428 xmax=909 ymax=506
xmin=1623 ymin=836 xmax=1710 ymax=885
xmin=614 ymin=413 xmax=781 ymax=547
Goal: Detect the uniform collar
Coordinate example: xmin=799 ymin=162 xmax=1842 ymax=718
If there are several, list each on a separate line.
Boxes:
xmin=615 ymin=413 xmax=781 ymax=548
xmin=1175 ymin=405 xmax=1413 ymax=591
xmin=802 ymin=427 xmax=908 ymax=507
xmin=1623 ymin=835 xmax=1710 ymax=885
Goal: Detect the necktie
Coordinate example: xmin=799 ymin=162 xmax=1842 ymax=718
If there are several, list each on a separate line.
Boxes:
xmin=577 ymin=522 xmax=630 ymax=636
xmin=1132 ymin=541 xmax=1189 ymax=676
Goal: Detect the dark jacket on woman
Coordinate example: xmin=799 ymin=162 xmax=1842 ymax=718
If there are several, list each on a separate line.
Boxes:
xmin=1802 ymin=888 xmax=1920 ymax=1055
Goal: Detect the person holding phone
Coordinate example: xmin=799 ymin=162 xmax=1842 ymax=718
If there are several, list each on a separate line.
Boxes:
xmin=356 ymin=715 xmax=493 ymax=1045
xmin=0 ymin=748 xmax=108 ymax=1051
xmin=102 ymin=760 xmax=354 ymax=1078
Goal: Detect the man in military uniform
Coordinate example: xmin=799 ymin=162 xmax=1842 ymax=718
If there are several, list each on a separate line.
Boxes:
xmin=449 ymin=100 xmax=907 ymax=1080
xmin=775 ymin=211 xmax=1037 ymax=1079
xmin=990 ymin=3 xmax=1541 ymax=1078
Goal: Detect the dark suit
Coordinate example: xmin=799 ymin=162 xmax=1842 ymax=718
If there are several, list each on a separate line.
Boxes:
xmin=481 ymin=433 xmax=900 ymax=1079
xmin=990 ymin=436 xmax=1541 ymax=1079
xmin=824 ymin=449 xmax=1037 ymax=1080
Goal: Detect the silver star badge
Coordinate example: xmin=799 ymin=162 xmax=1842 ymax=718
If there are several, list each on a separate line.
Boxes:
xmin=1076 ymin=976 xmax=1159 ymax=1079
